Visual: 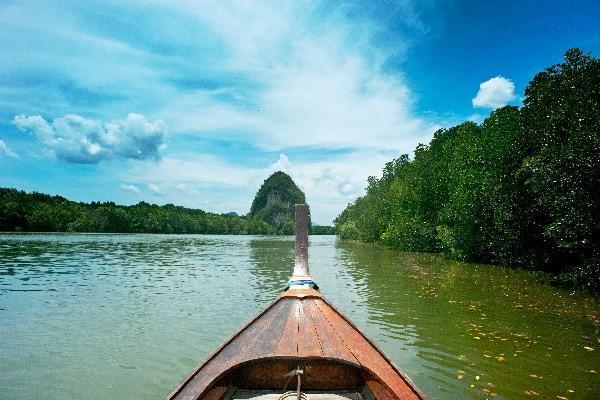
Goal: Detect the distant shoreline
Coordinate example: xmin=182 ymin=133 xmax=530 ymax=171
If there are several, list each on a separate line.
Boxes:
xmin=0 ymin=187 xmax=335 ymax=236
xmin=0 ymin=231 xmax=337 ymax=236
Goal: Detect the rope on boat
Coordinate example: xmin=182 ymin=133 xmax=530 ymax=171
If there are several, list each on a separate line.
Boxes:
xmin=284 ymin=279 xmax=319 ymax=291
xmin=281 ymin=367 xmax=307 ymax=400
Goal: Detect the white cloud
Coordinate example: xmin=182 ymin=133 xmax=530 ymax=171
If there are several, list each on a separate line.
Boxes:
xmin=472 ymin=76 xmax=516 ymax=109
xmin=13 ymin=113 xmax=167 ymax=163
xmin=269 ymin=154 xmax=291 ymax=173
xmin=0 ymin=139 xmax=18 ymax=158
xmin=147 ymin=0 xmax=438 ymax=152
xmin=119 ymin=183 xmax=141 ymax=193
xmin=2 ymin=1 xmax=439 ymax=223
xmin=147 ymin=183 xmax=164 ymax=195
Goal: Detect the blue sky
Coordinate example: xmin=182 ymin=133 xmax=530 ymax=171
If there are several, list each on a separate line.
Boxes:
xmin=1 ymin=0 xmax=599 ymax=224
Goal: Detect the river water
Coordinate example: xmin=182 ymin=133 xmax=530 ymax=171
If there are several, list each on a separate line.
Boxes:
xmin=0 ymin=234 xmax=598 ymax=399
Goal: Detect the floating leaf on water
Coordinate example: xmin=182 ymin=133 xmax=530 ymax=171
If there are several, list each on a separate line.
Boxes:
xmin=457 ymin=375 xmax=464 ymax=380
xmin=470 ymin=384 xmax=475 ymax=388
xmin=475 ymin=375 xmax=480 ymax=381
xmin=583 ymin=346 xmax=594 ymax=351
xmin=496 ymin=356 xmax=505 ymax=362
xmin=556 ymin=396 xmax=568 ymax=400
xmin=567 ymin=390 xmax=574 ymax=393
xmin=524 ymin=390 xmax=539 ymax=396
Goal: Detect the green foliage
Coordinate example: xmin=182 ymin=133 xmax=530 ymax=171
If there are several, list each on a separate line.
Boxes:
xmin=334 ymin=48 xmax=600 ymax=291
xmin=520 ymin=48 xmax=600 ymax=272
xmin=249 ymin=171 xmax=306 ymax=233
xmin=309 ymin=225 xmax=336 ymax=235
xmin=336 ymin=221 xmax=360 ymax=240
xmin=0 ymin=188 xmax=275 ymax=235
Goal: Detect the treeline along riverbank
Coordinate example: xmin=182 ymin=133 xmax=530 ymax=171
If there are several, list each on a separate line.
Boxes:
xmin=334 ymin=49 xmax=600 ymax=292
xmin=0 ymin=188 xmax=335 ymax=235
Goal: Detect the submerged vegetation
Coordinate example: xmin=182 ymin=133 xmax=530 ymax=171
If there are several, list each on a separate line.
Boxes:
xmin=335 ymin=49 xmax=600 ymax=292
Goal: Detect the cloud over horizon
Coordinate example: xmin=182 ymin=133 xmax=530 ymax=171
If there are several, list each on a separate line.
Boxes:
xmin=13 ymin=113 xmax=167 ymax=164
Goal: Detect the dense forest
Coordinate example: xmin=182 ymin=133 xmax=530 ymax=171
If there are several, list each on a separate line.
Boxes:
xmin=0 ymin=188 xmax=276 ymax=234
xmin=334 ymin=49 xmax=599 ymax=292
xmin=0 ymin=172 xmax=335 ymax=235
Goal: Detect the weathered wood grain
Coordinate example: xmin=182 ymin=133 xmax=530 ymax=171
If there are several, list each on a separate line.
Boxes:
xmin=296 ymin=299 xmax=322 ymax=357
xmin=168 ymin=289 xmax=425 ymax=400
xmin=172 ymin=299 xmax=293 ymax=400
xmin=314 ymin=299 xmax=423 ymax=400
xmin=305 ymin=300 xmax=359 ymax=365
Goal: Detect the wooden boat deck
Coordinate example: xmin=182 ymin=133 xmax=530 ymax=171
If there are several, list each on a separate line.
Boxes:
xmin=168 ymin=289 xmax=422 ymax=400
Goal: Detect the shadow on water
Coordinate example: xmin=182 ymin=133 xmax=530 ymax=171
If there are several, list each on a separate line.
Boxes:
xmin=335 ymin=240 xmax=600 ymax=400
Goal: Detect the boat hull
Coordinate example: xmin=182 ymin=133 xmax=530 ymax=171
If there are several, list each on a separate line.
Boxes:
xmin=166 ymin=289 xmax=424 ymax=400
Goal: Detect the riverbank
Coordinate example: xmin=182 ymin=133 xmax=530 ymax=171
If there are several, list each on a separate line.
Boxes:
xmin=0 ymin=187 xmax=335 ymax=235
xmin=334 ymin=49 xmax=600 ymax=294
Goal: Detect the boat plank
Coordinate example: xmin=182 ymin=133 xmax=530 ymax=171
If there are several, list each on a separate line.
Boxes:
xmin=174 ymin=299 xmax=294 ymax=400
xmin=275 ymin=300 xmax=301 ymax=356
xmin=314 ymin=299 xmax=421 ymax=400
xmin=252 ymin=301 xmax=295 ymax=358
xmin=307 ymin=300 xmax=359 ymax=365
xmin=296 ymin=299 xmax=322 ymax=357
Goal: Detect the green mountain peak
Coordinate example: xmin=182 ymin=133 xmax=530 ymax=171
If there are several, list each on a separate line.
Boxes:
xmin=249 ymin=171 xmax=305 ymax=234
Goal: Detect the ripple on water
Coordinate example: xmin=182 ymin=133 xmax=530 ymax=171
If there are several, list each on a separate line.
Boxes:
xmin=1 ymin=234 xmax=599 ymax=400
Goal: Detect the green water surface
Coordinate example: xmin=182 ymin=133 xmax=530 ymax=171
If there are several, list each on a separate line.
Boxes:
xmin=0 ymin=234 xmax=598 ymax=399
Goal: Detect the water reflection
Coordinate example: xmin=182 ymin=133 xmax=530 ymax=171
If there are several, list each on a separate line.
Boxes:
xmin=0 ymin=234 xmax=598 ymax=400
xmin=335 ymin=240 xmax=600 ymax=399
xmin=248 ymin=237 xmax=294 ymax=301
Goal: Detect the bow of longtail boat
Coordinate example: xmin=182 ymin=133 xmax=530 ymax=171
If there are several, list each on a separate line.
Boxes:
xmin=166 ymin=205 xmax=425 ymax=400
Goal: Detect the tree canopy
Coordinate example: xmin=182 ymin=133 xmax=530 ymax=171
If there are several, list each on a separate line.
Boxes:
xmin=0 ymin=188 xmax=275 ymax=235
xmin=334 ymin=49 xmax=600 ymax=292
xmin=1 ymin=172 xmax=335 ymax=235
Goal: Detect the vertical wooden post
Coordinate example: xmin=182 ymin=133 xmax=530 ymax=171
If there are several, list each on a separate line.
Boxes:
xmin=293 ymin=204 xmax=310 ymax=278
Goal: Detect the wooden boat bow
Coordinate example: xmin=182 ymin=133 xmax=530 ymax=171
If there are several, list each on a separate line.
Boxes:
xmin=166 ymin=205 xmax=425 ymax=400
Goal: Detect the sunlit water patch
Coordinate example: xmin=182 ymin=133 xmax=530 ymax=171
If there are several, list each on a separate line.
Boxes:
xmin=0 ymin=234 xmax=598 ymax=399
